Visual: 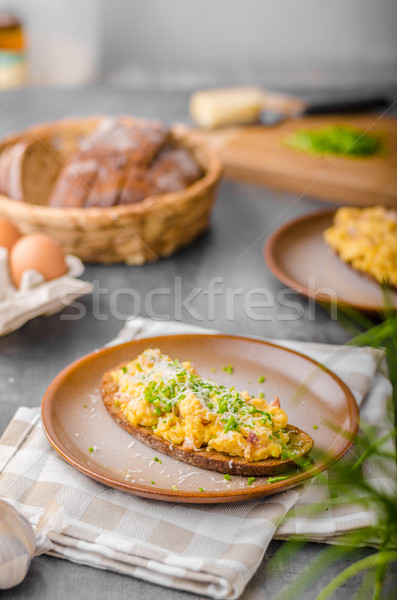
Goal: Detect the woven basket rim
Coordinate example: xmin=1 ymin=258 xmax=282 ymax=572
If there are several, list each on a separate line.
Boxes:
xmin=0 ymin=115 xmax=223 ymax=221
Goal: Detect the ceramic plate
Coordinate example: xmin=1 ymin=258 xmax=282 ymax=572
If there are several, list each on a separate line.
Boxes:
xmin=265 ymin=210 xmax=397 ymax=313
xmin=42 ymin=334 xmax=358 ymax=504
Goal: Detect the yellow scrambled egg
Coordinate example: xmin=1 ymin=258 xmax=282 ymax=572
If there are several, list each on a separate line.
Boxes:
xmin=110 ymin=348 xmax=289 ymax=461
xmin=324 ymin=206 xmax=397 ymax=287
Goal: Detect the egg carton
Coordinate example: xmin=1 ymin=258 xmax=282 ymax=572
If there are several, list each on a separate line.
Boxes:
xmin=0 ymin=248 xmax=93 ymax=336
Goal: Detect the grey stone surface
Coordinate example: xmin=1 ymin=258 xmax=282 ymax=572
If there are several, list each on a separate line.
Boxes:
xmin=0 ymin=86 xmax=395 ymax=599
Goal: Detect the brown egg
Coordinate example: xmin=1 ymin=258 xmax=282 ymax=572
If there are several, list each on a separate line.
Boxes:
xmin=10 ymin=232 xmax=67 ymax=288
xmin=0 ymin=217 xmax=21 ymax=250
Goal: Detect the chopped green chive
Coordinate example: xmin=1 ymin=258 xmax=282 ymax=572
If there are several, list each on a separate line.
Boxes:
xmin=258 ymin=392 xmax=265 ymax=399
xmin=151 ymin=480 xmax=155 ymax=485
xmin=224 ymin=474 xmax=231 ymax=481
xmin=171 ymin=485 xmax=178 ymax=491
xmin=114 ymin=400 xmax=120 ymax=408
xmin=199 ymin=487 xmax=204 ymax=492
xmin=222 ymin=364 xmax=234 ymax=374
xmin=313 ymin=424 xmax=318 ymax=430
xmin=267 ymin=475 xmax=290 ymax=484
xmin=122 ymin=366 xmax=128 ymax=374
xmin=83 ymin=404 xmax=88 ymax=408
xmin=247 ymin=477 xmax=256 ymax=485
xmin=258 ymin=375 xmax=266 ymax=383
xmin=154 ymin=457 xmax=162 ymax=464
xmin=88 ymin=446 xmax=94 ymax=452
xmin=223 ymin=414 xmax=239 ymax=433
xmin=210 ymin=367 xmax=216 ymax=373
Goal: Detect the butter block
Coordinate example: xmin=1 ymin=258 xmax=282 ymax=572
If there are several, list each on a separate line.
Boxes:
xmin=190 ymin=86 xmax=266 ymax=129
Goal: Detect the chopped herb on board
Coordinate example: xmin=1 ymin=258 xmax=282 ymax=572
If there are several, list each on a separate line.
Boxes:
xmin=224 ymin=473 xmax=231 ymax=481
xmin=88 ymin=446 xmax=94 ymax=452
xmin=154 ymin=456 xmax=162 ymax=463
xmin=285 ymin=125 xmax=384 ymax=158
xmin=313 ymin=424 xmax=319 ymax=430
xmin=222 ymin=364 xmax=234 ymax=374
xmin=247 ymin=477 xmax=256 ymax=485
xmin=199 ymin=487 xmax=204 ymax=492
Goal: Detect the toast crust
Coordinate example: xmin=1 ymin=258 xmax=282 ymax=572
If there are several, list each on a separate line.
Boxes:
xmin=101 ymin=367 xmax=314 ymax=476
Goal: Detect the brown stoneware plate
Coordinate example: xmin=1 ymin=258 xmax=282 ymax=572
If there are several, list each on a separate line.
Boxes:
xmin=41 ymin=334 xmax=358 ymax=504
xmin=265 ymin=209 xmax=397 ymax=313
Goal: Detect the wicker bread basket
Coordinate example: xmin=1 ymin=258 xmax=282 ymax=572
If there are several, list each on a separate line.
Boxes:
xmin=0 ymin=116 xmax=222 ymax=264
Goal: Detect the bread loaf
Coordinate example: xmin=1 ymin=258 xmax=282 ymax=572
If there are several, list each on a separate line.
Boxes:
xmin=0 ymin=117 xmax=203 ymax=209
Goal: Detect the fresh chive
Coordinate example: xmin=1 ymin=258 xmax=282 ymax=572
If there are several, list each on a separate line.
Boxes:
xmin=151 ymin=480 xmax=155 ymax=485
xmin=267 ymin=475 xmax=291 ymax=484
xmin=224 ymin=473 xmax=231 ymax=481
xmin=154 ymin=457 xmax=162 ymax=464
xmin=258 ymin=392 xmax=265 ymax=399
xmin=114 ymin=400 xmax=120 ymax=408
xmin=223 ymin=414 xmax=239 ymax=433
xmin=122 ymin=366 xmax=128 ymax=374
xmin=210 ymin=367 xmax=216 ymax=373
xmin=83 ymin=404 xmax=88 ymax=408
xmin=247 ymin=477 xmax=256 ymax=485
xmin=258 ymin=375 xmax=266 ymax=383
xmin=171 ymin=485 xmax=178 ymax=491
xmin=199 ymin=487 xmax=204 ymax=492
xmin=313 ymin=424 xmax=318 ymax=430
xmin=88 ymin=446 xmax=94 ymax=452
xmin=222 ymin=364 xmax=234 ymax=374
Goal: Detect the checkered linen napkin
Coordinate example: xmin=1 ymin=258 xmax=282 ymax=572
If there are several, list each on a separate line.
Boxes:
xmin=0 ymin=318 xmax=395 ymax=599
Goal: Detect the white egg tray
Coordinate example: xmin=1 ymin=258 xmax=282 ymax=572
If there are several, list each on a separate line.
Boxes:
xmin=0 ymin=247 xmax=93 ymax=336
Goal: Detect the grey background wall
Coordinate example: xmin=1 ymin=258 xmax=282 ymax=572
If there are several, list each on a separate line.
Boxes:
xmin=1 ymin=0 xmax=396 ymax=89
xmin=103 ymin=0 xmax=397 ymax=70
xmin=101 ymin=0 xmax=397 ymax=89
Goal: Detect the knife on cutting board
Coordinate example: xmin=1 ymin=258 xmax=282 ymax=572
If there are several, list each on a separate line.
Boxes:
xmin=189 ymin=86 xmax=391 ymax=129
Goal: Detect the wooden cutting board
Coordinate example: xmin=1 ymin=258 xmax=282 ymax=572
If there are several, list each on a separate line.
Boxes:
xmin=200 ymin=114 xmax=397 ymax=206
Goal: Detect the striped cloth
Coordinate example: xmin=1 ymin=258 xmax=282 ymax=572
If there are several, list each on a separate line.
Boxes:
xmin=0 ymin=318 xmax=395 ymax=599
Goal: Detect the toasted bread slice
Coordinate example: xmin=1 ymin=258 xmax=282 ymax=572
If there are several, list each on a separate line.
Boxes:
xmin=101 ymin=368 xmax=314 ymax=477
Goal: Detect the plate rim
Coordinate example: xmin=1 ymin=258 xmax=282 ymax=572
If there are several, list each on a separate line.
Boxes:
xmin=41 ymin=333 xmax=359 ymax=504
xmin=264 ymin=208 xmax=394 ymax=313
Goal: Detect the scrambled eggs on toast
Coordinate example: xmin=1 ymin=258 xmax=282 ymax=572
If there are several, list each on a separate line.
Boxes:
xmin=324 ymin=206 xmax=397 ymax=287
xmin=101 ymin=349 xmax=313 ymax=476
